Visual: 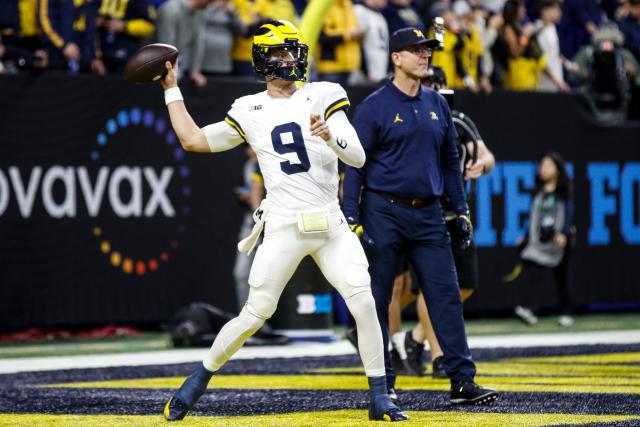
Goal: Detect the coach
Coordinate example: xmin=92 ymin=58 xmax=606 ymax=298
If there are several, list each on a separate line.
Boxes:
xmin=343 ymin=27 xmax=498 ymax=405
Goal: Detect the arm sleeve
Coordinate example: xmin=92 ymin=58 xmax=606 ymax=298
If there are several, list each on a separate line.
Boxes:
xmin=441 ymin=103 xmax=467 ymax=214
xmin=322 ymin=82 xmax=351 ymax=121
xmin=38 ymin=0 xmax=74 ymax=49
xmin=325 ymin=110 xmax=365 ymax=168
xmin=203 ymin=120 xmax=245 ymax=152
xmin=343 ymin=102 xmax=376 ymax=224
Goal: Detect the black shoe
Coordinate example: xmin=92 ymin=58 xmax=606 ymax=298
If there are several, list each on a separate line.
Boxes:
xmin=431 ymin=356 xmax=447 ymax=379
xmin=390 ymin=348 xmax=405 ymax=374
xmin=403 ymin=332 xmax=425 ymax=377
xmin=450 ymin=381 xmax=499 ymax=405
xmin=346 ymin=326 xmax=358 ymax=351
xmin=387 ymin=387 xmax=400 ymax=405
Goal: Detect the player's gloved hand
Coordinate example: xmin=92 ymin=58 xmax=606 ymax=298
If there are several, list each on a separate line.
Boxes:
xmin=347 ymin=217 xmax=375 ymax=246
xmin=455 ymin=211 xmax=473 ymax=250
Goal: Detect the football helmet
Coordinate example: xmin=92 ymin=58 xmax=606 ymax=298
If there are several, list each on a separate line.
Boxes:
xmin=252 ymin=20 xmax=309 ymax=82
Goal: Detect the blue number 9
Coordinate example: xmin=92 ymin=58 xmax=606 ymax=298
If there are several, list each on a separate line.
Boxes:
xmin=271 ymin=122 xmax=310 ymax=175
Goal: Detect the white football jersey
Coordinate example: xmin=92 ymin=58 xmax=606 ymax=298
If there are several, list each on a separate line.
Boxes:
xmin=224 ymin=82 xmax=350 ymax=210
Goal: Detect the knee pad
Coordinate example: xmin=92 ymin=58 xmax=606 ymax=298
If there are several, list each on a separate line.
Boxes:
xmin=343 ymin=263 xmax=371 ymax=299
xmin=245 ymin=288 xmax=278 ymax=320
xmin=345 ymin=289 xmax=376 ymax=320
xmin=238 ymin=307 xmax=266 ymax=334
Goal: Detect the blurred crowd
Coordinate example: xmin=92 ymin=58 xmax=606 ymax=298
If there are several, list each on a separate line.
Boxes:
xmin=1 ymin=0 xmax=639 ymax=96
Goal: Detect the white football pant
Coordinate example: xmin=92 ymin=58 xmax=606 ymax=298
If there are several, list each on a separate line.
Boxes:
xmin=203 ymin=204 xmax=386 ymax=377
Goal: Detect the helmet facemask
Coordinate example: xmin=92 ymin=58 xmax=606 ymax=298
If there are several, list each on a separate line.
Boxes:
xmin=252 ymin=20 xmax=309 ymax=82
xmin=253 ymin=43 xmax=309 ymax=82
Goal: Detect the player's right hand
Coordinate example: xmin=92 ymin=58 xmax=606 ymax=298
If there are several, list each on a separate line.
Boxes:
xmin=161 ymin=60 xmax=179 ymax=90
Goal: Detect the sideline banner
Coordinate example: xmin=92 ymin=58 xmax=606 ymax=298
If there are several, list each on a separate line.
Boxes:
xmin=0 ymin=75 xmax=638 ymax=330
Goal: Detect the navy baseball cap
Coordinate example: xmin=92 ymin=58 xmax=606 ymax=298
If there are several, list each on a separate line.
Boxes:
xmin=389 ymin=27 xmax=439 ymax=53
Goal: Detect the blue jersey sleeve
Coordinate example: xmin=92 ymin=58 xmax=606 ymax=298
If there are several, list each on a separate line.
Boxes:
xmin=343 ymin=101 xmax=376 ymax=224
xmin=440 ymin=100 xmax=467 ymax=214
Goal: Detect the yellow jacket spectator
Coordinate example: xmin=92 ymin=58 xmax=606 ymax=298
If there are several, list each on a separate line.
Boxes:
xmin=430 ymin=28 xmax=459 ymax=87
xmin=96 ymin=0 xmax=156 ymax=73
xmin=500 ymin=0 xmax=547 ymax=91
xmin=315 ymin=0 xmax=362 ymax=85
xmin=430 ymin=2 xmax=485 ymax=91
xmin=231 ymin=0 xmax=297 ymax=76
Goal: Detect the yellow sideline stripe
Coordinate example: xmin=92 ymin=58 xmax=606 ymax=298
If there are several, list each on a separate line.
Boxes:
xmin=501 ymin=352 xmax=640 ymax=364
xmin=1 ymin=412 xmax=639 ymax=427
xmin=39 ymin=374 xmax=640 ymax=394
xmin=310 ymin=364 xmax=640 ymax=377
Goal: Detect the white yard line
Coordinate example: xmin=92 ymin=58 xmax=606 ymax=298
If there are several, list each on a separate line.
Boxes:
xmin=0 ymin=329 xmax=639 ymax=374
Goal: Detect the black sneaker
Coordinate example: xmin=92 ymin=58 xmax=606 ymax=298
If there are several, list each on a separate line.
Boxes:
xmin=390 ymin=348 xmax=405 ymax=374
xmin=450 ymin=381 xmax=499 ymax=405
xmin=403 ymin=332 xmax=425 ymax=377
xmin=431 ymin=355 xmax=447 ymax=379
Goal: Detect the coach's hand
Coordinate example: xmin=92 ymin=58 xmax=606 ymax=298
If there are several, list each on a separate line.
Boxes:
xmin=455 ymin=212 xmax=473 ymax=250
xmin=161 ymin=60 xmax=179 ymax=90
xmin=310 ymin=113 xmax=332 ymax=143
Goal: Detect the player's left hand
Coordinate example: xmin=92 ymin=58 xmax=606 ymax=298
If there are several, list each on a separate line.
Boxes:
xmin=455 ymin=213 xmax=473 ymax=250
xmin=310 ymin=113 xmax=332 ymax=143
xmin=465 ymin=159 xmax=485 ymax=180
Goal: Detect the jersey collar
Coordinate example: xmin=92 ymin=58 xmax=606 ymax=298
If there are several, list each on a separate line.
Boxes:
xmin=386 ymin=78 xmax=424 ymax=101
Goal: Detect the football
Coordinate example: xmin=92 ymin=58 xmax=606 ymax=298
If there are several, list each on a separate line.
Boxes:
xmin=123 ymin=43 xmax=179 ymax=83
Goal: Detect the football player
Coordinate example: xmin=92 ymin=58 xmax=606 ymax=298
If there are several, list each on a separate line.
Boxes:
xmin=160 ymin=20 xmax=408 ymax=422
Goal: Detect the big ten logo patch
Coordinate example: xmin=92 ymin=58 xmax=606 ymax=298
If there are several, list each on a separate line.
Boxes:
xmin=296 ymin=294 xmax=333 ymax=314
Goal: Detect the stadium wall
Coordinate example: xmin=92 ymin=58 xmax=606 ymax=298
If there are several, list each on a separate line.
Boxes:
xmin=0 ymin=75 xmax=638 ymax=330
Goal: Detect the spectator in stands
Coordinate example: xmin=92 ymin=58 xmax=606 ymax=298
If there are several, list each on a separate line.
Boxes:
xmin=469 ymin=1 xmax=503 ymax=93
xmin=157 ymin=0 xmax=210 ymax=87
xmin=453 ymin=0 xmax=491 ymax=92
xmin=353 ymin=0 xmax=389 ymax=83
xmin=383 ymin=0 xmax=427 ymax=37
xmin=316 ymin=0 xmax=363 ymax=85
xmin=507 ymin=152 xmax=575 ymax=328
xmin=429 ymin=3 xmax=465 ymax=87
xmin=618 ymin=0 xmax=640 ymax=63
xmin=0 ymin=0 xmax=49 ymax=73
xmin=430 ymin=2 xmax=488 ymax=92
xmin=499 ymin=0 xmax=547 ymax=91
xmin=96 ymin=0 xmax=156 ymax=73
xmin=557 ymin=0 xmax=604 ymax=60
xmin=231 ymin=0 xmax=297 ymax=77
xmin=37 ymin=0 xmax=105 ymax=75
xmin=192 ymin=0 xmax=246 ymax=78
xmin=536 ymin=0 xmax=571 ymax=92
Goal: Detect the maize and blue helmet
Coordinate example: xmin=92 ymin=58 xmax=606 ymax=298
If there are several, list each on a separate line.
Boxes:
xmin=252 ymin=20 xmax=309 ymax=82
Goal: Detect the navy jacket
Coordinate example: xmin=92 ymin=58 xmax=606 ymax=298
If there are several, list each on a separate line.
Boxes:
xmin=343 ymin=80 xmax=467 ymax=224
